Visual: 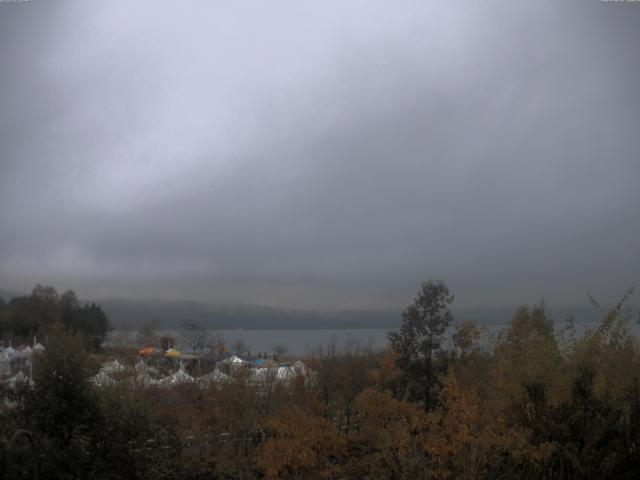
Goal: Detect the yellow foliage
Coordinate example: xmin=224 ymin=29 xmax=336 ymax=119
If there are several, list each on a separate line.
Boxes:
xmin=422 ymin=369 xmax=491 ymax=479
xmin=348 ymin=388 xmax=430 ymax=479
xmin=257 ymin=407 xmax=347 ymax=480
xmin=369 ymin=346 xmax=402 ymax=394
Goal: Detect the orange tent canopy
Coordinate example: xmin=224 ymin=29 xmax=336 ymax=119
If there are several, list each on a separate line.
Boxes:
xmin=138 ymin=346 xmax=156 ymax=357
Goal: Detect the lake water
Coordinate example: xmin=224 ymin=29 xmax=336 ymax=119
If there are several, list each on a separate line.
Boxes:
xmin=107 ymin=320 xmax=640 ymax=356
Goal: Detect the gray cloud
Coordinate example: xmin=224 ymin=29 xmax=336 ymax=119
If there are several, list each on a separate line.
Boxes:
xmin=1 ymin=1 xmax=639 ymax=310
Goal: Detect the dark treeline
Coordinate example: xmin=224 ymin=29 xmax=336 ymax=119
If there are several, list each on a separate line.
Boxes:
xmin=1 ymin=281 xmax=639 ymax=479
xmin=0 ymin=285 xmax=110 ymax=349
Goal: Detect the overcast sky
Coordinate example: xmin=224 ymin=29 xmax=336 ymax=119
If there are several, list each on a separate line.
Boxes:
xmin=1 ymin=1 xmax=639 ymax=310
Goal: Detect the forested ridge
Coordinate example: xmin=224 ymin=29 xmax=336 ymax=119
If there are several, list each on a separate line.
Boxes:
xmin=1 ymin=281 xmax=639 ymax=479
xmin=0 ymin=285 xmax=110 ymax=349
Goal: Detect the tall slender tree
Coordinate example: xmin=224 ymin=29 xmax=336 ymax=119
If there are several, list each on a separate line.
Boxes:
xmin=388 ymin=280 xmax=454 ymax=410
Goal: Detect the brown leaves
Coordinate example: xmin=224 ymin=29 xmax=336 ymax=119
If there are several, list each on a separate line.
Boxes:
xmin=258 ymin=407 xmax=347 ymax=480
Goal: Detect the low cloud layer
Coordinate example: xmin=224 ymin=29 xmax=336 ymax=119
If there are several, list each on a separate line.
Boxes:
xmin=1 ymin=1 xmax=639 ymax=310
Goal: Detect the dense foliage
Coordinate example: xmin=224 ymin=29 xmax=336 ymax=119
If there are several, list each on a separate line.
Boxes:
xmin=0 ymin=285 xmax=110 ymax=349
xmin=1 ymin=282 xmax=639 ymax=479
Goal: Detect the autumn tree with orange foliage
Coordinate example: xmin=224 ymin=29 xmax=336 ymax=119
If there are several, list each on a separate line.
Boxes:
xmin=346 ymin=388 xmax=429 ymax=479
xmin=258 ymin=407 xmax=347 ymax=480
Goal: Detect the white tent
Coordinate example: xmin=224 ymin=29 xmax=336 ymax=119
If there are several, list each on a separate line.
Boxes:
xmin=273 ymin=361 xmax=311 ymax=382
xmin=158 ymin=367 xmax=194 ymax=387
xmin=131 ymin=360 xmax=160 ymax=387
xmin=276 ymin=366 xmax=294 ymax=380
xmin=219 ymin=354 xmax=244 ymax=365
xmin=91 ymin=370 xmax=116 ymax=387
xmin=100 ymin=359 xmax=125 ymax=375
xmin=33 ymin=343 xmax=45 ymax=353
xmin=291 ymin=361 xmax=310 ymax=376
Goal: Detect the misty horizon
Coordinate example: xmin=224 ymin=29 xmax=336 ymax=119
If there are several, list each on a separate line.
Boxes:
xmin=2 ymin=286 xmax=636 ymax=332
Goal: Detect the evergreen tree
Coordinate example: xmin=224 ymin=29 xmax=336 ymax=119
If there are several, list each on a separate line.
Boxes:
xmin=388 ymin=280 xmax=454 ymax=410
